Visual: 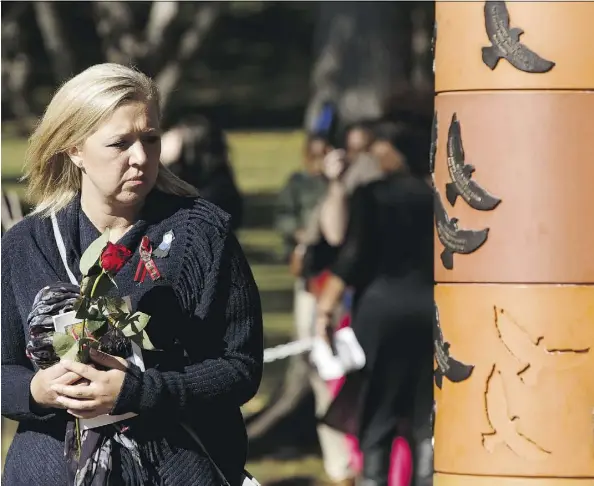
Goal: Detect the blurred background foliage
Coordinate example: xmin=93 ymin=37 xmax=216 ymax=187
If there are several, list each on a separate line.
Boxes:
xmin=2 ymin=1 xmax=434 ymax=133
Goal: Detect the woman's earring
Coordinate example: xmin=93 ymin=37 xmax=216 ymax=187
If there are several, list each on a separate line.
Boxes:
xmin=78 ymin=163 xmax=86 ymax=174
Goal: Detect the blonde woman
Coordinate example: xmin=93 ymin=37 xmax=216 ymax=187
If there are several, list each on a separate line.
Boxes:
xmin=1 ymin=63 xmax=263 ymax=485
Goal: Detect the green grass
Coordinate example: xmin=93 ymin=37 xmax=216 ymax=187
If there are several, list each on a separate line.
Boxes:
xmin=0 ymin=131 xmax=304 ymax=188
xmin=229 ymin=131 xmax=305 ymax=194
xmin=1 ymin=130 xmax=329 ymax=483
xmin=0 ymin=137 xmax=28 ymax=177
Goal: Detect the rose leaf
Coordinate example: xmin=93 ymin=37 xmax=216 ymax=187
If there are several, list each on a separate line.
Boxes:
xmin=79 ymin=230 xmax=110 ymax=276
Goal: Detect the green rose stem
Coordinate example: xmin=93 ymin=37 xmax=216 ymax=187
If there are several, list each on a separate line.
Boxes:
xmin=80 ymin=269 xmax=106 ymax=351
xmin=75 ymin=268 xmax=107 ymax=457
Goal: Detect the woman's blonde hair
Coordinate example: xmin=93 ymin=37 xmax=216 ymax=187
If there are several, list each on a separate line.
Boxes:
xmin=23 ymin=63 xmax=198 ymax=217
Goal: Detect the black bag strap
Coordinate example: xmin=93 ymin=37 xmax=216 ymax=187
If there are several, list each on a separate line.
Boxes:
xmin=180 ymin=423 xmax=231 ymax=486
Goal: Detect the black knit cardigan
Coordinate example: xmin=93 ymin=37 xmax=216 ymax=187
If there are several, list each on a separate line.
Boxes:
xmin=1 ymin=191 xmax=263 ymax=486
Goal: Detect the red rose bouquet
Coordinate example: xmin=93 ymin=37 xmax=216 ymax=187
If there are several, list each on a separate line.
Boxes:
xmin=51 ymin=231 xmax=156 ymax=450
xmin=52 ymin=231 xmax=155 ymax=365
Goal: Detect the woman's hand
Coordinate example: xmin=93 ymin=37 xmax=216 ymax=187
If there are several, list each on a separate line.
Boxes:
xmin=322 ymin=149 xmax=347 ymax=181
xmin=30 ymin=361 xmax=87 ymax=409
xmin=315 ymin=311 xmax=334 ymax=345
xmin=289 ymin=243 xmax=307 ymax=277
xmin=50 ymin=349 xmax=128 ymax=419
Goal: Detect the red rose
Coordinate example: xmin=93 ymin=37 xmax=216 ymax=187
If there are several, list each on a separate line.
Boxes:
xmin=100 ymin=243 xmax=132 ymax=274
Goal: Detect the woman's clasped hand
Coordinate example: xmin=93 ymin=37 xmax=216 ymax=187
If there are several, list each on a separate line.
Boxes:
xmin=31 ymin=348 xmax=128 ymax=419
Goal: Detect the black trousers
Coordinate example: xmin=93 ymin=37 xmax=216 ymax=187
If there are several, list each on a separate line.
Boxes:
xmin=359 ymin=428 xmax=433 ymax=486
xmin=329 ymin=279 xmax=435 ymax=486
xmin=355 ymin=309 xmax=434 ymax=486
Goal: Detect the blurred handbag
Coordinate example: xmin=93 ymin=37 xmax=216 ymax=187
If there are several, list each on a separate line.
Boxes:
xmin=310 ymin=327 xmax=366 ymax=381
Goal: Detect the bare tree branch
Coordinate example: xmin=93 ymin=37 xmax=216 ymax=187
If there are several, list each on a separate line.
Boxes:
xmin=2 ymin=4 xmax=35 ymax=132
xmin=410 ymin=4 xmax=433 ymax=92
xmin=92 ymin=1 xmax=140 ymax=64
xmin=2 ymin=54 xmax=32 ymax=128
xmin=246 ymin=356 xmax=311 ymax=439
xmin=1 ymin=190 xmax=24 ymax=233
xmin=138 ymin=1 xmax=186 ymax=74
xmin=145 ymin=2 xmax=180 ymax=52
xmin=33 ymin=2 xmax=75 ymax=82
xmin=155 ymin=2 xmax=224 ymax=110
xmin=305 ymin=3 xmax=413 ymax=130
xmin=91 ymin=1 xmax=192 ymax=76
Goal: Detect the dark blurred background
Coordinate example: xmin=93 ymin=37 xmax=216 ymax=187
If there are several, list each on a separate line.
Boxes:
xmin=2 ymin=1 xmax=434 ymax=133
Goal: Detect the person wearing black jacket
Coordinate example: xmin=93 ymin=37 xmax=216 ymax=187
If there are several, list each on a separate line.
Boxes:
xmin=316 ymin=121 xmax=434 ymax=486
xmin=161 ymin=115 xmax=244 ymax=231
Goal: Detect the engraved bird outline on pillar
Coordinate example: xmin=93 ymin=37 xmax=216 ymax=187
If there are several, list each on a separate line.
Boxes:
xmin=482 ymin=364 xmax=552 ymax=460
xmin=493 ymin=306 xmax=590 ymax=386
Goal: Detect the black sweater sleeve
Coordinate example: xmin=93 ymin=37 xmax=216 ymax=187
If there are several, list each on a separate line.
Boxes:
xmin=1 ymin=233 xmax=56 ymax=422
xmin=112 ymin=228 xmax=264 ymax=416
xmin=331 ymin=184 xmax=375 ymax=288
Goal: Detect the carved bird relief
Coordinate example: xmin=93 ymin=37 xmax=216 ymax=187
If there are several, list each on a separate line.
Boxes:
xmin=482 ymin=365 xmax=551 ymax=460
xmin=433 ymin=303 xmax=474 ymax=389
xmin=482 ymin=1 xmax=555 ymax=73
xmin=434 ymin=189 xmax=489 ymax=270
xmin=494 ymin=307 xmax=590 ymax=386
xmin=446 ymin=113 xmax=501 ymax=211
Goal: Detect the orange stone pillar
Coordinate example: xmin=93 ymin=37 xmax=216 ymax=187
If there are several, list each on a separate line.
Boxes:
xmin=431 ymin=2 xmax=594 ymax=485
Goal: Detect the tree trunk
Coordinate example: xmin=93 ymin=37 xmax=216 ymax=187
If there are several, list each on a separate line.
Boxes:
xmin=92 ymin=1 xmax=138 ymax=65
xmin=33 ymin=2 xmax=75 ymax=82
xmin=155 ymin=2 xmax=224 ymax=111
xmin=304 ymin=2 xmax=413 ymax=133
xmin=2 ymin=54 xmax=33 ymax=133
xmin=410 ymin=3 xmax=435 ymax=93
xmin=145 ymin=2 xmax=180 ymax=53
xmin=1 ymin=3 xmax=35 ymax=132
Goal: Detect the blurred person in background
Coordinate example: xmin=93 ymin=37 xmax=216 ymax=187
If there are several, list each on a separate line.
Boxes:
xmin=275 ymin=134 xmax=330 ymax=266
xmin=285 ymin=123 xmax=383 ymax=484
xmin=161 ymin=115 xmax=244 ymax=230
xmin=275 ymin=134 xmax=357 ymax=486
xmin=344 ymin=121 xmax=375 ymax=161
xmin=316 ymin=121 xmax=434 ymax=486
xmin=315 ymin=122 xmax=382 ymax=249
